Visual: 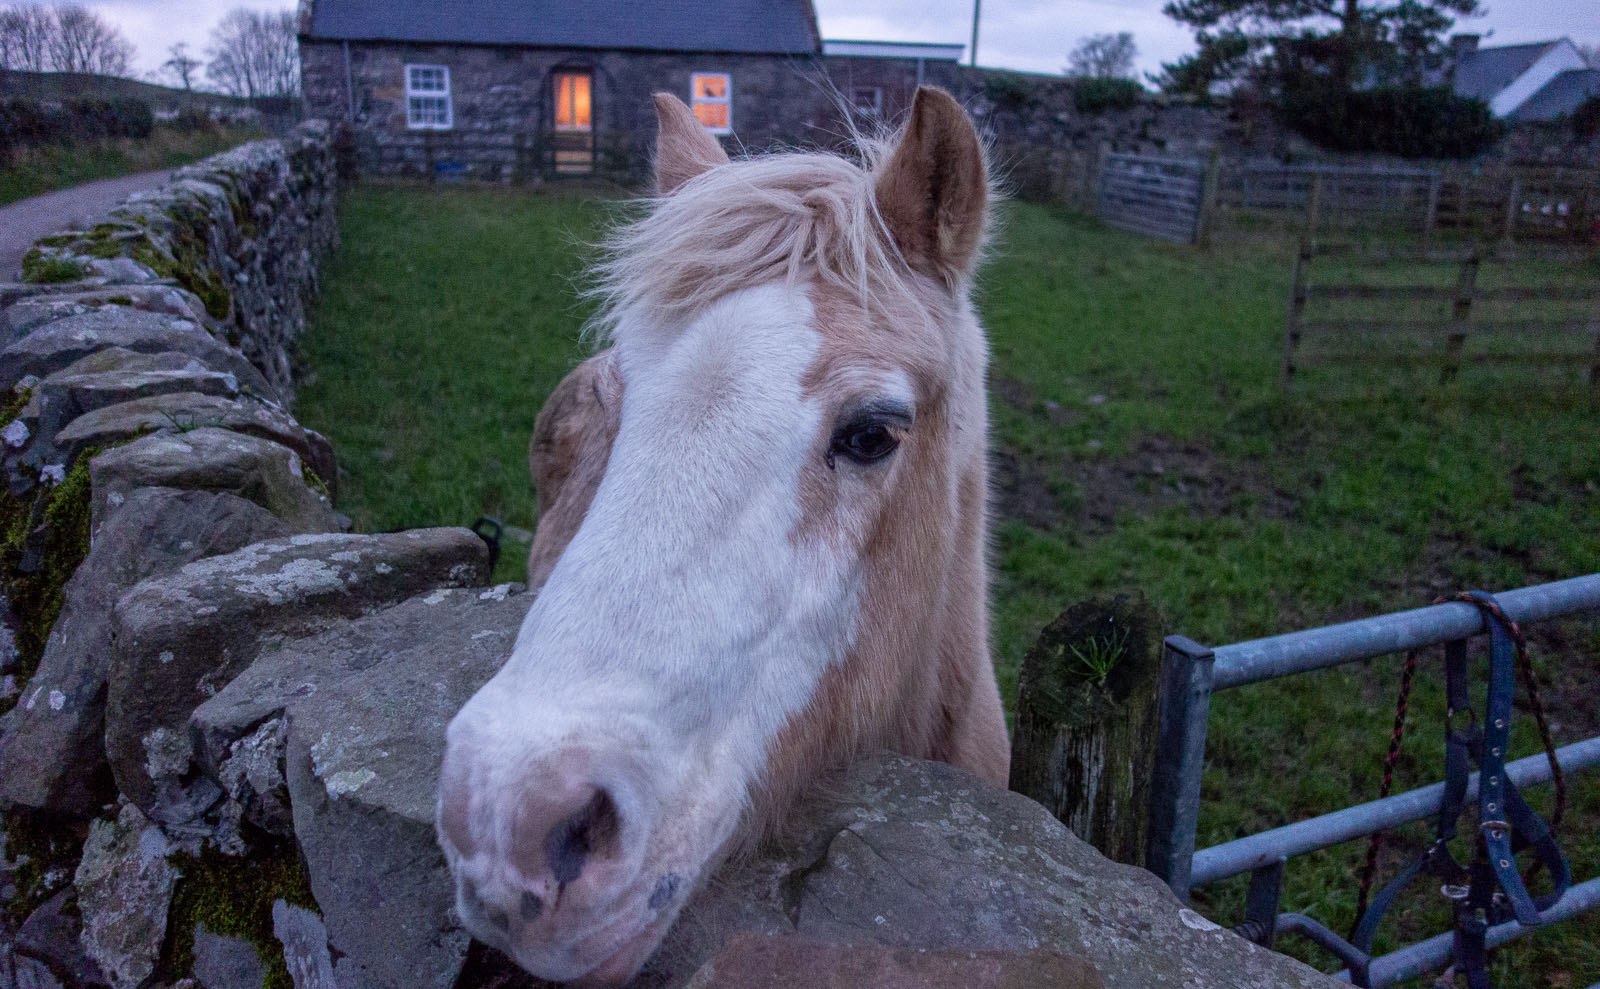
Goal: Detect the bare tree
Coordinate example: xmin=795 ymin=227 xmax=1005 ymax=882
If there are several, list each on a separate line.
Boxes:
xmin=162 ymin=41 xmax=201 ymax=90
xmin=1067 ymin=32 xmax=1138 ymax=79
xmin=0 ymin=3 xmax=55 ymax=71
xmin=205 ymin=8 xmax=299 ymax=99
xmin=48 ymin=3 xmax=133 ymax=75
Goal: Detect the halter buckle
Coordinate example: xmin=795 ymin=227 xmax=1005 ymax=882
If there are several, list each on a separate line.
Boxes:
xmin=1479 ymin=819 xmax=1511 ymax=839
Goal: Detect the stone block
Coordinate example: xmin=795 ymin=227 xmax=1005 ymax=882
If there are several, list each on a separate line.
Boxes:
xmin=0 ymin=488 xmax=291 ymax=817
xmin=89 ymin=428 xmax=341 ymax=536
xmin=105 ymin=529 xmax=491 ymax=819
xmin=53 ymin=393 xmax=335 ymax=494
xmin=74 ymin=803 xmax=177 ymax=989
xmin=0 ymin=309 xmax=274 ymax=403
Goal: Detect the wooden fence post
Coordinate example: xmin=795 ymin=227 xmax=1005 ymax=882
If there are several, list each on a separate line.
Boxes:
xmin=1304 ymin=173 xmax=1324 ymax=241
xmin=1590 ymin=292 xmax=1600 ymax=402
xmin=1280 ymin=239 xmax=1312 ymax=387
xmin=1195 ymin=149 xmax=1222 ymax=247
xmin=1440 ymin=246 xmax=1480 ymax=385
xmin=1093 ymin=141 xmax=1111 ymax=220
xmin=1502 ymin=175 xmax=1521 ymax=248
xmin=1010 ymin=592 xmax=1162 ymax=868
xmin=1423 ymin=171 xmax=1442 ymax=245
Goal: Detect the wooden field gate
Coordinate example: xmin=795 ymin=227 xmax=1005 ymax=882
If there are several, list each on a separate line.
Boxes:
xmin=1097 ymin=151 xmax=1218 ymax=245
xmin=1278 ymin=241 xmax=1600 ymax=391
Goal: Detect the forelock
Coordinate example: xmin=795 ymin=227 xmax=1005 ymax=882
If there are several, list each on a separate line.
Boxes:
xmin=586 ymin=142 xmax=922 ymax=346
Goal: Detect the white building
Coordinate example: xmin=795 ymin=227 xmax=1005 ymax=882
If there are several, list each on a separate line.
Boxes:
xmin=1443 ymin=35 xmax=1600 ymax=122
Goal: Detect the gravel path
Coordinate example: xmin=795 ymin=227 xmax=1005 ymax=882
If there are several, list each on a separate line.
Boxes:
xmin=0 ymin=168 xmax=176 ymax=280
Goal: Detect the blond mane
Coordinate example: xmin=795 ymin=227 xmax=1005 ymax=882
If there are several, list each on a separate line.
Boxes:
xmin=588 ymin=140 xmax=950 ymax=344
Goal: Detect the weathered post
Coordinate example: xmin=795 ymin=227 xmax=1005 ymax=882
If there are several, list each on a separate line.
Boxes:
xmin=1440 ymin=246 xmax=1479 ymax=385
xmin=1589 ymin=293 xmax=1600 ymax=403
xmin=1502 ymin=174 xmax=1521 ymax=248
xmin=1093 ymin=141 xmax=1111 ymax=221
xmin=1280 ymin=239 xmax=1312 ymax=387
xmin=1304 ymin=172 xmax=1324 ymax=241
xmin=1009 ymin=592 xmax=1163 ymax=868
xmin=1195 ymin=148 xmax=1222 ymax=247
xmin=1422 ymin=170 xmax=1442 ymax=246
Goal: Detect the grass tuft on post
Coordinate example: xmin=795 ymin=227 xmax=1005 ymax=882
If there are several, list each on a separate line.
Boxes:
xmin=1009 ymin=592 xmax=1163 ymax=868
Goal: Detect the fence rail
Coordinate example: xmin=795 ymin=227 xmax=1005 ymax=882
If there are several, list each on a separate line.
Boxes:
xmin=1146 ymin=574 xmax=1600 ymax=988
xmin=1278 ymin=241 xmax=1600 ymax=391
xmin=1214 ymin=162 xmax=1600 ymax=245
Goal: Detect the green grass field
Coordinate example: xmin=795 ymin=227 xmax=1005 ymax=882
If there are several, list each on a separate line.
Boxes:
xmin=0 ymin=124 xmax=260 ymax=206
xmin=298 ymin=184 xmax=1600 ymax=987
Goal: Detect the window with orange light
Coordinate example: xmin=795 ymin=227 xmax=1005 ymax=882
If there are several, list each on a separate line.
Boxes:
xmin=690 ymin=73 xmax=731 ymax=134
xmin=554 ymin=72 xmax=592 ymax=130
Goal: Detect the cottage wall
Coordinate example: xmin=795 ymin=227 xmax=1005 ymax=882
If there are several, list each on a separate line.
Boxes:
xmin=300 ymin=40 xmax=1252 ymax=185
xmin=301 ymin=40 xmax=851 ymax=182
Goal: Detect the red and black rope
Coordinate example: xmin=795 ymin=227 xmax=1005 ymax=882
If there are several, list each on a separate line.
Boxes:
xmin=1353 ymin=642 xmax=1421 ymax=927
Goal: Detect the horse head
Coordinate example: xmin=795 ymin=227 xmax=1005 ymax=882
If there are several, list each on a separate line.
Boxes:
xmin=437 ymin=86 xmax=1008 ymax=984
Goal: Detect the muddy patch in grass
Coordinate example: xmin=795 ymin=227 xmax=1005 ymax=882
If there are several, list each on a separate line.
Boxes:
xmin=993 ymin=434 xmax=1297 ymax=536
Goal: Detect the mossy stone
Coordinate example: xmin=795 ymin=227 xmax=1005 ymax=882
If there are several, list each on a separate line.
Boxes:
xmin=161 ymin=840 xmax=318 ymax=989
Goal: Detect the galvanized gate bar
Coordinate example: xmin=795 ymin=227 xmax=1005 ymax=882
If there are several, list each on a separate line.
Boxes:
xmin=1331 ymin=875 xmax=1600 ymax=986
xmin=1211 ymin=574 xmax=1600 ymax=690
xmin=1146 ymin=635 xmax=1215 ymax=900
xmin=1190 ymin=736 xmax=1600 ymax=886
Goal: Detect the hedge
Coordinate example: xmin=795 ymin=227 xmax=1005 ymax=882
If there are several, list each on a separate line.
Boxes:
xmin=1280 ymin=82 xmax=1503 ymax=159
xmin=0 ymin=97 xmax=155 ymax=151
xmin=1074 ymin=78 xmax=1144 ymax=114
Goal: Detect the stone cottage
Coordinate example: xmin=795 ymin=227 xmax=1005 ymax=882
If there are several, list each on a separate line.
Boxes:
xmin=298 ymin=0 xmax=975 ymax=183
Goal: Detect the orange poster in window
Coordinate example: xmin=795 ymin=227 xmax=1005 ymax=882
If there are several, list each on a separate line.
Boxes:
xmin=693 ymin=102 xmax=729 ymax=130
xmin=693 ymin=75 xmax=727 ymax=100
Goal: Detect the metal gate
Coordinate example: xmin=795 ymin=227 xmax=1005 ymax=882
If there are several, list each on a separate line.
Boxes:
xmin=1145 ymin=574 xmax=1600 ymax=986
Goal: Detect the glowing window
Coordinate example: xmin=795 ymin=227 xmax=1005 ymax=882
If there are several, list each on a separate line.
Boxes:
xmin=690 ymin=72 xmax=731 ymax=134
xmin=554 ymin=71 xmax=592 ymax=130
xmin=404 ymin=64 xmax=452 ymax=130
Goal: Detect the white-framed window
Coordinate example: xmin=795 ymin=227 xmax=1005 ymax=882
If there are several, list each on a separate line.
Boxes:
xmin=405 ymin=64 xmax=452 ymax=130
xmin=850 ymin=86 xmax=883 ymax=118
xmin=690 ymin=72 xmax=732 ymax=134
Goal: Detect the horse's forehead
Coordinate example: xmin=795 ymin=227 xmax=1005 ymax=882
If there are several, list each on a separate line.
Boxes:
xmin=801 ymin=281 xmax=950 ymax=404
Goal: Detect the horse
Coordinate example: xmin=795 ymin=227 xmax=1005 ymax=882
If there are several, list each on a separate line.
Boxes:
xmin=437 ymin=86 xmax=1009 ymax=985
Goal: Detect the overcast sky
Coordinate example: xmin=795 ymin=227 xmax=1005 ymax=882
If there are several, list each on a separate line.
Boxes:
xmin=90 ymin=0 xmax=1600 ymax=85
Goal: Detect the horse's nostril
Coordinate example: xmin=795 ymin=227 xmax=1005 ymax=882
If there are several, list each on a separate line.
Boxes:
xmin=544 ymin=787 xmax=621 ymax=885
xmin=648 ymin=873 xmax=682 ymax=911
xmin=520 ymin=890 xmax=544 ymax=922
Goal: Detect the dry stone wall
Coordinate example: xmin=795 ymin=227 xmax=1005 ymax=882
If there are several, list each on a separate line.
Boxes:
xmin=0 ymin=121 xmax=1341 ymax=989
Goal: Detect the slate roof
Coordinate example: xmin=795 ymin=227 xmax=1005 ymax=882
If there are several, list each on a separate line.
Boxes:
xmin=304 ymin=0 xmax=821 ymax=55
xmin=1448 ymin=40 xmax=1559 ymax=102
xmin=1507 ymin=68 xmax=1600 ymax=122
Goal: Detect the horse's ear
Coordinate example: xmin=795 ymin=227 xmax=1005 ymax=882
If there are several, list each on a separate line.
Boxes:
xmin=653 ymin=92 xmax=729 ymax=195
xmin=874 ymin=87 xmax=988 ymax=284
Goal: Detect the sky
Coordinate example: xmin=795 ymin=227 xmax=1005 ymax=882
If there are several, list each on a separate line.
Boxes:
xmin=87 ymin=0 xmax=1600 ymax=85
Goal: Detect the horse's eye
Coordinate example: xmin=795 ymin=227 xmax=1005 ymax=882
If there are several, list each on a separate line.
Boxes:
xmin=829 ymin=420 xmax=900 ymax=466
